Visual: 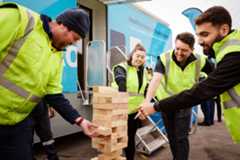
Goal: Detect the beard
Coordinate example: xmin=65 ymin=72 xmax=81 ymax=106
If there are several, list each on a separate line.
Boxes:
xmin=214 ymin=34 xmax=224 ymax=43
xmin=202 ymin=34 xmax=224 ymax=55
xmin=52 ymin=40 xmax=67 ymax=51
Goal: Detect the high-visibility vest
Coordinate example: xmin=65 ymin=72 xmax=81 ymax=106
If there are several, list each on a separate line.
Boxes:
xmin=0 ymin=2 xmax=63 ymax=125
xmin=112 ymin=62 xmax=148 ymax=114
xmin=156 ymin=50 xmax=206 ymax=100
xmin=213 ymin=29 xmax=240 ymax=143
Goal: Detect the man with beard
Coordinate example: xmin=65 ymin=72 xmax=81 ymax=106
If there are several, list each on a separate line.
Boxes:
xmin=139 ymin=6 xmax=240 ymax=144
xmin=0 ymin=2 xmax=98 ymax=160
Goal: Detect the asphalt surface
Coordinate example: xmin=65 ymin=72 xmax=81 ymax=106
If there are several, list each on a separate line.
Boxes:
xmin=34 ymin=121 xmax=240 ymax=160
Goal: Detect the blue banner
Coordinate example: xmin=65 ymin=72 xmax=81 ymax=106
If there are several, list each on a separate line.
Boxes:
xmin=108 ymin=4 xmax=172 ymax=68
xmin=182 ymin=7 xmax=203 ymax=30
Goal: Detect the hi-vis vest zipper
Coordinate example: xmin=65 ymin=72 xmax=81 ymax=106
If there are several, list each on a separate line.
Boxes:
xmin=213 ymin=29 xmax=240 ymax=143
xmin=0 ymin=2 xmax=63 ymax=125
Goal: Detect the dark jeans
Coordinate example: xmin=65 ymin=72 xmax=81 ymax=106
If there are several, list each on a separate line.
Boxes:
xmin=0 ymin=116 xmax=34 ymax=160
xmin=32 ymin=101 xmax=53 ymax=142
xmin=124 ymin=112 xmax=141 ymax=160
xmin=200 ymin=99 xmax=215 ymax=124
xmin=32 ymin=101 xmax=59 ymax=160
xmin=215 ymin=96 xmax=222 ymax=122
xmin=162 ymin=109 xmax=191 ymax=160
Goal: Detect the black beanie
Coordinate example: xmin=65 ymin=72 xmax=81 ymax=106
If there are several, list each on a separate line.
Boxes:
xmin=56 ymin=8 xmax=90 ymax=38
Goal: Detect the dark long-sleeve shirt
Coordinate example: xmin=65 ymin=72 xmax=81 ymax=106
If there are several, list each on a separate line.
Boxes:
xmin=44 ymin=94 xmax=80 ymax=124
xmin=153 ymin=52 xmax=240 ymax=112
xmin=114 ymin=65 xmax=144 ymax=92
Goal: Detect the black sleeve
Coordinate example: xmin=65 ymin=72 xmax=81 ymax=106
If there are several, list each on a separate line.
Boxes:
xmin=44 ymin=94 xmax=80 ymax=124
xmin=154 ymin=58 xmax=165 ymax=74
xmin=201 ymin=58 xmax=214 ymax=74
xmin=113 ymin=66 xmax=127 ymax=92
xmin=154 ymin=52 xmax=240 ymax=112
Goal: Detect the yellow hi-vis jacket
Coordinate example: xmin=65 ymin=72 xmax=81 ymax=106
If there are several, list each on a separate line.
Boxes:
xmin=213 ymin=29 xmax=240 ymax=143
xmin=0 ymin=2 xmax=63 ymax=125
xmin=112 ymin=62 xmax=147 ymax=114
xmin=156 ymin=50 xmax=206 ymax=100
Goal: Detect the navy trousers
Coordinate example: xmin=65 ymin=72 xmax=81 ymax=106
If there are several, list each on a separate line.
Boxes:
xmin=124 ymin=112 xmax=141 ymax=160
xmin=162 ymin=109 xmax=191 ymax=160
xmin=0 ymin=116 xmax=34 ymax=160
xmin=200 ymin=99 xmax=215 ymax=125
xmin=32 ymin=101 xmax=59 ymax=160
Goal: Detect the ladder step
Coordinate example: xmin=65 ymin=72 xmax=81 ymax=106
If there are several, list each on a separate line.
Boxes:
xmin=136 ymin=125 xmax=154 ymax=136
xmin=147 ymin=138 xmax=166 ymax=151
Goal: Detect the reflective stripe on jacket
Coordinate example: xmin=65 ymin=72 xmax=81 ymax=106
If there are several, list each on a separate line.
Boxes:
xmin=0 ymin=2 xmax=63 ymax=125
xmin=213 ymin=29 xmax=240 ymax=143
xmin=156 ymin=50 xmax=206 ymax=99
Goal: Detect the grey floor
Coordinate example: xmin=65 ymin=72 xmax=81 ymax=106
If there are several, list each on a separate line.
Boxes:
xmin=34 ymin=121 xmax=240 ymax=160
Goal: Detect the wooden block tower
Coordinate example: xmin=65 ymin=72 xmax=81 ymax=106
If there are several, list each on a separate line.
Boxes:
xmin=91 ymin=86 xmax=128 ymax=160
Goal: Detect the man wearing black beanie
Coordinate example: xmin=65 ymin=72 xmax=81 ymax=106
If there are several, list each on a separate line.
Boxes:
xmin=56 ymin=8 xmax=90 ymax=39
xmin=0 ymin=2 xmax=98 ymax=160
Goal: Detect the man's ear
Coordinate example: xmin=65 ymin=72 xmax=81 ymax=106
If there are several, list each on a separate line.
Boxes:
xmin=220 ymin=24 xmax=230 ymax=37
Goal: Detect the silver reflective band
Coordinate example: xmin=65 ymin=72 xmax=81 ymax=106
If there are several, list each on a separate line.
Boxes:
xmin=42 ymin=139 xmax=55 ymax=146
xmin=224 ymin=100 xmax=240 ymax=109
xmin=0 ymin=76 xmax=41 ymax=103
xmin=223 ymin=88 xmax=240 ymax=109
xmin=128 ymin=92 xmax=144 ymax=96
xmin=219 ymin=39 xmax=240 ymax=51
xmin=0 ymin=11 xmax=40 ymax=103
xmin=162 ymin=52 xmax=174 ymax=95
xmin=194 ymin=53 xmax=201 ymax=82
xmin=0 ymin=11 xmax=35 ymax=76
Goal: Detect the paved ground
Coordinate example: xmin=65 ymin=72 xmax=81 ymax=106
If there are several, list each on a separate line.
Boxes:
xmin=34 ymin=121 xmax=240 ymax=160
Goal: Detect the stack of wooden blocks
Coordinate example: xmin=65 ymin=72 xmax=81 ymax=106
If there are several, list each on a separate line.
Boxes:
xmin=91 ymin=86 xmax=128 ymax=160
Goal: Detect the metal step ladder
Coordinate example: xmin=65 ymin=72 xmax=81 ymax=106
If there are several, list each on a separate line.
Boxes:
xmin=135 ymin=116 xmax=168 ymax=155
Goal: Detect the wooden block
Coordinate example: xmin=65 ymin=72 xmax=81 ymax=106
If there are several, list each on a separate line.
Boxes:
xmin=96 ymin=126 xmax=112 ymax=136
xmin=98 ymin=154 xmax=121 ymax=160
xmin=93 ymin=113 xmax=128 ymax=122
xmin=92 ymin=93 xmax=128 ymax=104
xmin=93 ymin=109 xmax=112 ymax=116
xmin=92 ymin=156 xmax=125 ymax=160
xmin=112 ymin=109 xmax=128 ymax=115
xmin=93 ymin=91 xmax=128 ymax=98
xmin=112 ymin=120 xmax=127 ymax=127
xmin=93 ymin=108 xmax=128 ymax=116
xmin=103 ymin=150 xmax=122 ymax=156
xmin=112 ymin=126 xmax=127 ymax=135
xmin=92 ymin=149 xmax=125 ymax=160
xmin=93 ymin=86 xmax=118 ymax=94
xmin=93 ymin=104 xmax=128 ymax=110
xmin=93 ymin=136 xmax=128 ymax=153
xmin=93 ymin=117 xmax=127 ymax=127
